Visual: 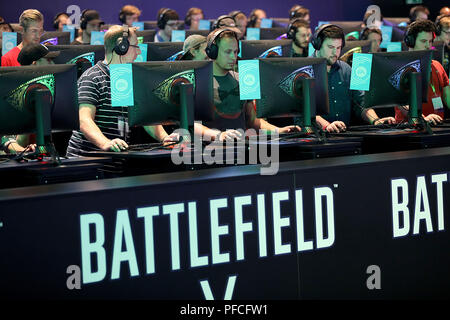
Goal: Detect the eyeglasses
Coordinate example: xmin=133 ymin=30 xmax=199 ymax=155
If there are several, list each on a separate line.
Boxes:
xmin=28 ymin=28 xmax=45 ymax=36
xmin=129 ymin=44 xmax=140 ymax=49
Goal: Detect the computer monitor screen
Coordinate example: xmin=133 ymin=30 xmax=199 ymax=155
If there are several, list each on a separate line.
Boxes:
xmin=361 ymin=50 xmax=433 ymax=109
xmin=329 ymin=21 xmax=363 ymax=36
xmin=129 ymin=60 xmax=214 ymax=127
xmin=271 ymin=18 xmax=290 ymax=28
xmin=47 ymin=45 xmax=105 ymax=77
xmin=339 ymin=40 xmax=372 ymax=66
xmin=240 ymin=40 xmax=292 ymax=59
xmin=0 ymin=64 xmax=78 ymax=135
xmin=146 ymin=42 xmax=184 ymax=61
xmin=260 ymin=27 xmax=287 ymax=40
xmin=136 ymin=30 xmax=156 ymax=43
xmin=257 ymin=57 xmax=329 ymax=122
xmin=40 ymin=31 xmax=71 ymax=45
xmin=143 ymin=21 xmax=157 ymax=30
xmin=185 ymin=29 xmax=210 ymax=38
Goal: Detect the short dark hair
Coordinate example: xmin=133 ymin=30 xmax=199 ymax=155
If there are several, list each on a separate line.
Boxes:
xmin=321 ymin=25 xmax=344 ymax=42
xmin=407 ymin=20 xmax=436 ymax=40
xmin=291 ymin=7 xmax=310 ymax=19
xmin=215 ymin=30 xmax=238 ymax=46
xmin=410 ymin=5 xmax=430 ymax=21
xmin=291 ymin=19 xmax=310 ymax=30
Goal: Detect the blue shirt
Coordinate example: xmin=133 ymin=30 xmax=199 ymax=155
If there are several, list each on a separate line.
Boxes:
xmin=322 ymin=60 xmax=364 ymax=125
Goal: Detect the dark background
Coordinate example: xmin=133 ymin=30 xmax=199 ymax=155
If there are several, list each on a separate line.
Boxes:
xmin=0 ymin=0 xmax=448 ymax=32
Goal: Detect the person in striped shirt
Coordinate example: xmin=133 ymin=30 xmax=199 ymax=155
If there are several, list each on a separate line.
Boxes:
xmin=66 ymin=25 xmax=177 ymax=156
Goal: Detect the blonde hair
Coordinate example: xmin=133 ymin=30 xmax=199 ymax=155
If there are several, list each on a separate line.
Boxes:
xmin=19 ymin=9 xmax=43 ymax=31
xmin=104 ymin=25 xmax=137 ymax=54
xmin=121 ymin=5 xmax=142 ymax=17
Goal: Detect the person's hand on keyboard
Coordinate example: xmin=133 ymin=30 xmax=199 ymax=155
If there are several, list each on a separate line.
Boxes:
xmin=424 ymin=114 xmax=443 ymax=126
xmin=374 ymin=117 xmax=396 ymax=125
xmin=277 ymin=125 xmax=302 ymax=133
xmin=218 ymin=129 xmax=243 ymax=142
xmin=102 ymin=138 xmax=128 ymax=152
xmin=324 ymin=121 xmax=346 ymax=133
xmin=163 ymin=132 xmax=181 ymax=145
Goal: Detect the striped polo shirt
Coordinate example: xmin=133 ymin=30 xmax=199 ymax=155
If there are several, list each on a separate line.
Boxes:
xmin=66 ymin=61 xmax=129 ymax=157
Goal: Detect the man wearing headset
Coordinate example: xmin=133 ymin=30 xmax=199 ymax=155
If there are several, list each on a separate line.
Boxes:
xmin=180 ymin=34 xmax=207 ymax=60
xmin=395 ymin=20 xmax=450 ymax=125
xmin=2 ymin=9 xmax=44 ymax=67
xmin=287 ymin=19 xmax=311 ymax=57
xmin=360 ymin=27 xmax=382 ymax=53
xmin=66 ymin=25 xmax=177 ymax=156
xmin=119 ymin=5 xmax=142 ymax=27
xmin=306 ymin=24 xmax=394 ymax=133
xmin=53 ymin=12 xmax=71 ymax=31
xmin=247 ymin=9 xmax=267 ymax=28
xmin=155 ymin=8 xmax=180 ymax=42
xmin=289 ymin=5 xmax=310 ymax=23
xmin=194 ymin=28 xmax=300 ymax=142
xmin=184 ymin=7 xmax=204 ymax=31
xmin=409 ymin=6 xmax=430 ymax=24
xmin=71 ymin=9 xmax=104 ymax=45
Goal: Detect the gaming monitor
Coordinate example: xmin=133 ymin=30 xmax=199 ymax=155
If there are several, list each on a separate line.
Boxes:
xmin=146 ymin=42 xmax=184 ymax=61
xmin=329 ymin=21 xmax=363 ymax=36
xmin=40 ymin=31 xmax=71 ymax=45
xmin=240 ymin=40 xmax=292 ymax=59
xmin=257 ymin=57 xmax=329 ymax=131
xmin=361 ymin=50 xmax=433 ymax=120
xmin=129 ymin=60 xmax=214 ymax=131
xmin=0 ymin=64 xmax=78 ymax=153
xmin=185 ymin=29 xmax=210 ymax=38
xmin=47 ymin=45 xmax=105 ymax=78
xmin=136 ymin=30 xmax=156 ymax=43
xmin=260 ymin=28 xmax=287 ymax=40
xmin=432 ymin=41 xmax=445 ymax=66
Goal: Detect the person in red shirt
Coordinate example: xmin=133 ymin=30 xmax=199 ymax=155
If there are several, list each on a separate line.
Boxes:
xmin=1 ymin=9 xmax=44 ymax=67
xmin=395 ymin=20 xmax=450 ymax=125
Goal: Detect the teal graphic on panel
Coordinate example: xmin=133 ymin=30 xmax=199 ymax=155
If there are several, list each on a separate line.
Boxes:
xmin=110 ymin=64 xmax=134 ymax=106
xmin=132 ymin=22 xmax=144 ymax=31
xmin=379 ymin=25 xmax=393 ymax=49
xmin=2 ymin=32 xmax=17 ymax=56
xmin=172 ymin=30 xmax=186 ymax=42
xmin=238 ymin=60 xmax=261 ymax=100
xmin=90 ymin=31 xmax=105 ymax=45
xmin=135 ymin=44 xmax=148 ymax=62
xmin=350 ymin=53 xmax=373 ymax=91
xmin=386 ymin=42 xmax=402 ymax=52
xmin=260 ymin=19 xmax=273 ymax=28
xmin=199 ymin=20 xmax=210 ymax=30
xmin=246 ymin=28 xmax=260 ymax=40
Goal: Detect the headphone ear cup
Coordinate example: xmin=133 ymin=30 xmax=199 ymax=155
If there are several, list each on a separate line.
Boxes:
xmin=206 ymin=43 xmax=218 ymax=59
xmin=114 ymin=37 xmax=130 ymax=55
xmin=119 ymin=12 xmax=125 ymax=24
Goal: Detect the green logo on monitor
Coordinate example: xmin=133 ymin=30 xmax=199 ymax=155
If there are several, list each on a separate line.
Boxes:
xmin=278 ymin=65 xmax=314 ymax=98
xmin=153 ymin=70 xmax=195 ymax=105
xmin=388 ymin=60 xmax=420 ymax=90
xmin=6 ymin=74 xmax=55 ymax=110
xmin=67 ymin=52 xmax=95 ymax=66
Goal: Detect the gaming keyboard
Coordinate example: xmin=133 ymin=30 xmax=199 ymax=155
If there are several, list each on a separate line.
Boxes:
xmin=346 ymin=123 xmax=415 ymax=132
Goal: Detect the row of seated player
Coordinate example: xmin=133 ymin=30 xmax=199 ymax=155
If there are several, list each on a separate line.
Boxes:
xmin=0 ymin=24 xmax=448 ymax=162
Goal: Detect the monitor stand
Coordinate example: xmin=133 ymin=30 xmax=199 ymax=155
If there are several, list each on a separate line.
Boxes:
xmin=300 ymin=77 xmax=326 ymax=142
xmin=27 ymin=89 xmax=61 ymax=165
xmin=407 ymin=72 xmax=432 ymax=135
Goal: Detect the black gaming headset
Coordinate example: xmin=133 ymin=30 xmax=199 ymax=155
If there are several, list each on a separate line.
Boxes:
xmin=229 ymin=10 xmax=246 ymax=21
xmin=53 ymin=12 xmax=68 ymax=30
xmin=213 ymin=15 xmax=236 ymax=30
xmin=157 ymin=8 xmax=172 ymax=29
xmin=80 ymin=9 xmax=89 ymax=30
xmin=206 ymin=28 xmax=239 ymax=59
xmin=113 ymin=25 xmax=130 ymax=56
xmin=287 ymin=18 xmax=304 ymax=39
xmin=310 ymin=24 xmax=345 ymax=51
xmin=404 ymin=20 xmax=436 ymax=48
xmin=248 ymin=9 xmax=258 ymax=28
xmin=435 ymin=14 xmax=450 ymax=36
